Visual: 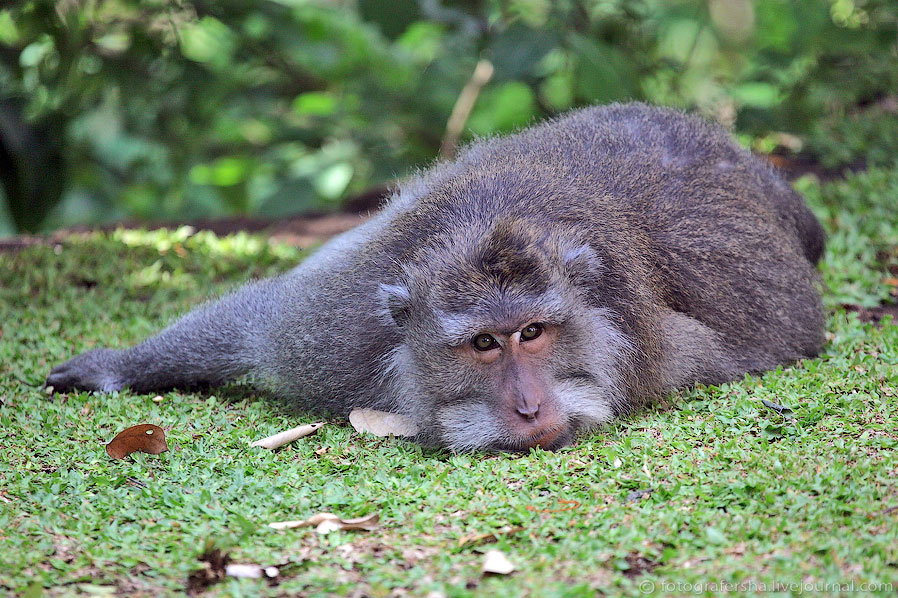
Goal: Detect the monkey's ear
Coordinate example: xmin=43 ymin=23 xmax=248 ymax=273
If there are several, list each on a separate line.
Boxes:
xmin=378 ymin=283 xmax=412 ymax=328
xmin=560 ymin=242 xmax=602 ymax=275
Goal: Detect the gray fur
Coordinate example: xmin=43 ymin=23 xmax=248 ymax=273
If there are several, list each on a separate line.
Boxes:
xmin=47 ymin=103 xmax=825 ymax=451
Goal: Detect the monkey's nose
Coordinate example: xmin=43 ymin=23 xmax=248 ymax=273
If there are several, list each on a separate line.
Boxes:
xmin=516 ymin=400 xmax=540 ymax=420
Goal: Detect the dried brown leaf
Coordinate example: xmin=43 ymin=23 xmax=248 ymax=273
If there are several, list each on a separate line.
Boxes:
xmin=349 ymin=409 xmax=418 ymax=437
xmin=105 ymin=424 xmax=168 ymax=460
xmin=250 ymin=422 xmax=324 ymax=449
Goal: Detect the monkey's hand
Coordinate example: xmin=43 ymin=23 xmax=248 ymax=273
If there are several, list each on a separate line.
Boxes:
xmin=46 ymin=349 xmax=126 ymax=393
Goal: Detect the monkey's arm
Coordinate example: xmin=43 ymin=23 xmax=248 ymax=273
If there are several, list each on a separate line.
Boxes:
xmin=46 ymin=276 xmax=290 ymax=393
xmin=46 ymin=210 xmax=394 ymax=395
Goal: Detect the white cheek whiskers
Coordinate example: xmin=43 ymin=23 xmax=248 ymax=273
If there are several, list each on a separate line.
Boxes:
xmin=437 ymin=402 xmax=507 ymax=451
xmin=551 ymin=379 xmax=615 ymax=430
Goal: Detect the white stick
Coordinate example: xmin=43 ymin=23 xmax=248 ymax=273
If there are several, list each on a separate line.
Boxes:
xmin=250 ymin=423 xmax=324 ymax=449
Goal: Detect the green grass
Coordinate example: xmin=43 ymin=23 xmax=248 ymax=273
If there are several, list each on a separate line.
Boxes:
xmin=2 ymin=168 xmax=897 ymax=598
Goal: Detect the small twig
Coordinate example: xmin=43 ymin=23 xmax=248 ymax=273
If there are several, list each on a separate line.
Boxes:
xmin=250 ymin=423 xmax=323 ymax=449
xmin=457 ymin=525 xmax=523 ymax=548
xmin=526 ymin=498 xmax=582 ymax=512
xmin=12 ymin=374 xmax=42 ymax=388
xmin=268 ymin=512 xmax=379 ymax=533
xmin=440 ymin=59 xmax=494 ymax=160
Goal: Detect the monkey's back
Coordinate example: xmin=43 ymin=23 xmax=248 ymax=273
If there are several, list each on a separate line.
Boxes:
xmin=452 ymin=103 xmax=823 ymax=263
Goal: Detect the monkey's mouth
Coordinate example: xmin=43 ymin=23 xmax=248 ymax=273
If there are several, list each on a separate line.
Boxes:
xmin=523 ymin=427 xmax=562 ymax=447
xmin=512 ymin=424 xmax=572 ymax=451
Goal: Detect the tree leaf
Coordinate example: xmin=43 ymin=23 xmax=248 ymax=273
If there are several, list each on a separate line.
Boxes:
xmin=482 ymin=549 xmax=515 ymax=575
xmin=105 ymin=424 xmax=168 ymax=460
xmin=268 ymin=512 xmax=380 ymax=534
xmin=348 ymin=409 xmax=418 ymax=437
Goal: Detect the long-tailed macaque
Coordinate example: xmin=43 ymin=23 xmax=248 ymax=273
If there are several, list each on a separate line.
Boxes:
xmin=47 ymin=103 xmax=825 ymax=451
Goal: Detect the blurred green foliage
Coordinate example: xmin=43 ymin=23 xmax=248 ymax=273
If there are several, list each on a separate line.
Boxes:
xmin=0 ymin=0 xmax=896 ymax=234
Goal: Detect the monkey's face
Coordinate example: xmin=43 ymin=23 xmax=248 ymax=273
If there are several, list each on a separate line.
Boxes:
xmin=398 ymin=302 xmax=632 ymax=452
xmin=438 ymin=318 xmax=574 ymax=451
xmin=379 ymin=223 xmax=633 ymax=452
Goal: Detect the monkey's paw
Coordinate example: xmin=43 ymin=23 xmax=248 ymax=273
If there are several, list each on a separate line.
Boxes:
xmin=45 ymin=349 xmax=126 ymax=393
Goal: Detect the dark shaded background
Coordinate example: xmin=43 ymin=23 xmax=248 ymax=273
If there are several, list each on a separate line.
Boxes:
xmin=1 ymin=0 xmax=896 ymax=235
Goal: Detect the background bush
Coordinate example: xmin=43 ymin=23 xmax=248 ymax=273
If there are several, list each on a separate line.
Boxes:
xmin=1 ymin=0 xmax=896 ymax=235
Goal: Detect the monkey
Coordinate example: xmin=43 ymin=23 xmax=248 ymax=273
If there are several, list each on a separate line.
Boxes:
xmin=46 ymin=103 xmax=826 ymax=452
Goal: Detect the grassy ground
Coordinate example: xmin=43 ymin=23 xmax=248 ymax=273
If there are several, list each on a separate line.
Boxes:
xmin=1 ymin=167 xmax=897 ymax=598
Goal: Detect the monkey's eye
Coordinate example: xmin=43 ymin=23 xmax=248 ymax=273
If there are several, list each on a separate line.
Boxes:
xmin=520 ymin=323 xmax=544 ymax=341
xmin=472 ymin=333 xmax=499 ymax=352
